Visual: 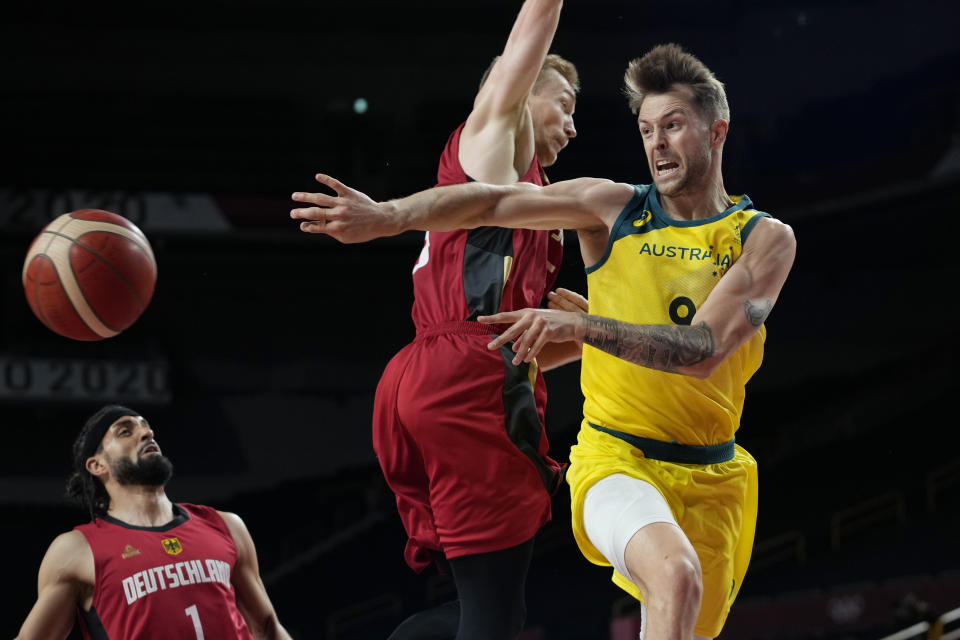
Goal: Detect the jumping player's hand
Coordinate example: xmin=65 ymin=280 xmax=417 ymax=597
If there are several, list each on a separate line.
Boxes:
xmin=547 ymin=288 xmax=588 ymax=314
xmin=478 ymin=308 xmax=586 ymax=366
xmin=291 ymin=174 xmax=400 ymax=243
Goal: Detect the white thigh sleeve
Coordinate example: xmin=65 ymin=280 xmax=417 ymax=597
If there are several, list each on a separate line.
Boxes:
xmin=583 ymin=473 xmax=678 ymax=584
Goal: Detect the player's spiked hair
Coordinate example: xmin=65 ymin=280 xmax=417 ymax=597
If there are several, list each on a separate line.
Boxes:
xmin=624 ymin=43 xmax=730 ymax=122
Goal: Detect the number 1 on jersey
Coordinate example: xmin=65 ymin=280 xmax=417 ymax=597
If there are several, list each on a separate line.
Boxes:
xmin=185 ymin=604 xmax=205 ymax=640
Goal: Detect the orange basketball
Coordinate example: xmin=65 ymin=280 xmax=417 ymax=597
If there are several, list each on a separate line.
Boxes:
xmin=22 ymin=209 xmax=157 ymax=341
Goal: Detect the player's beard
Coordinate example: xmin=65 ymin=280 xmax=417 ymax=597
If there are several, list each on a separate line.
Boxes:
xmin=657 ymin=141 xmax=711 ymax=198
xmin=112 ymin=454 xmax=174 ymax=487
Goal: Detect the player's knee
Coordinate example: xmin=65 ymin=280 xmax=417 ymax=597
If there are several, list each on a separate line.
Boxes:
xmin=643 ymin=553 xmax=702 ymax=607
xmin=664 ymin=555 xmax=703 ymax=606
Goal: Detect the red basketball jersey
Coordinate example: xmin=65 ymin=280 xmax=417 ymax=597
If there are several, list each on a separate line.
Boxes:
xmin=74 ymin=503 xmax=253 ymax=640
xmin=410 ymin=123 xmax=563 ymax=330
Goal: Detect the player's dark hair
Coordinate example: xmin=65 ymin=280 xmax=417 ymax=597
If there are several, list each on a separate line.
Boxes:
xmin=624 ymin=43 xmax=730 ymax=122
xmin=66 ymin=404 xmax=139 ymax=520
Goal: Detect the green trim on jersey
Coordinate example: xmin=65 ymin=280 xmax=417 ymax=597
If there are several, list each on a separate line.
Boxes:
xmin=740 ymin=210 xmax=771 ymax=244
xmin=589 ymin=422 xmax=736 ymax=464
xmin=586 ymin=185 xmax=769 ymax=275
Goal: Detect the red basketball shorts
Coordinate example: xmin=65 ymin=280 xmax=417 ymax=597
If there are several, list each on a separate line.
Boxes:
xmin=372 ymin=322 xmax=563 ymax=572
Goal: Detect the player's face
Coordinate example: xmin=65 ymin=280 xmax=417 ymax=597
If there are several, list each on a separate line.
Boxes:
xmin=99 ymin=415 xmax=173 ymax=486
xmin=637 ymin=87 xmax=714 ymax=197
xmin=529 ymin=69 xmax=577 ymax=167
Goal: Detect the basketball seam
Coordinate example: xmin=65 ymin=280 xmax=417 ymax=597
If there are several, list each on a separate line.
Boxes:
xmin=30 ymin=255 xmax=58 ymax=334
xmin=44 ymin=228 xmax=150 ymax=315
xmin=23 ymin=214 xmax=75 ymax=282
xmin=29 ymin=253 xmax=100 ymax=340
xmin=64 ymin=218 xmax=156 ymax=264
xmin=46 ymin=234 xmax=117 ymax=338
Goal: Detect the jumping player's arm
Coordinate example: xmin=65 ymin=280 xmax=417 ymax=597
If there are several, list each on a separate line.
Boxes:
xmin=15 ymin=531 xmax=94 ymax=640
xmin=291 ymin=173 xmax=626 ymax=243
xmin=481 ymin=218 xmax=797 ymax=377
xmin=460 ymin=0 xmax=564 ymax=183
xmin=218 ymin=511 xmax=293 ymax=640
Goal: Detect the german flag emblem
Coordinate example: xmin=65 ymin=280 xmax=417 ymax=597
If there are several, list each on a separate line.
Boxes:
xmin=161 ymin=538 xmax=183 ymax=555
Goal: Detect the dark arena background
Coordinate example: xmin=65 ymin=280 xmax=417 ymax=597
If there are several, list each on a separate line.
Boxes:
xmin=2 ymin=1 xmax=960 ymax=638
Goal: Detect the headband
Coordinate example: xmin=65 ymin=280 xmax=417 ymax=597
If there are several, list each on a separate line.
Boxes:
xmin=77 ymin=405 xmax=140 ymax=469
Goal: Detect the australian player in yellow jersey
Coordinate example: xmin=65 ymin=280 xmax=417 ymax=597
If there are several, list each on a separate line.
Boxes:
xmin=291 ymin=43 xmax=796 ymax=640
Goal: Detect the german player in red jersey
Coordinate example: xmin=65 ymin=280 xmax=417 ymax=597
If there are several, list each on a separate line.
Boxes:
xmin=292 ymin=42 xmax=799 ymax=640
xmin=294 ymin=1 xmax=581 ymax=638
xmin=14 ymin=405 xmax=292 ymax=640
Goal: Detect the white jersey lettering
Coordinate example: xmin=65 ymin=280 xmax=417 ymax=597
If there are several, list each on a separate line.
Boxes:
xmin=176 ymin=561 xmax=191 ymax=586
xmin=121 ymin=559 xmax=232 ymax=605
xmin=165 ymin=563 xmax=180 ymax=588
xmin=151 ymin=566 xmax=168 ymax=590
xmin=134 ymin=572 xmax=147 ymax=599
xmin=142 ymin=567 xmax=158 ymax=594
xmin=122 ymin=576 xmax=138 ymax=605
xmin=183 ymin=560 xmax=201 ymax=584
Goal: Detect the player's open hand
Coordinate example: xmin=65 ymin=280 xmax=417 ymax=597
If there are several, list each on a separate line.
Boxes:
xmin=291 ymin=174 xmax=400 ymax=243
xmin=547 ymin=288 xmax=588 ymax=314
xmin=478 ymin=308 xmax=585 ymax=366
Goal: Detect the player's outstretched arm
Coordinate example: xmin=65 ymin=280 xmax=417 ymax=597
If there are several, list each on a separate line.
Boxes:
xmin=218 ymin=511 xmax=293 ymax=640
xmin=474 ymin=0 xmax=563 ymax=116
xmin=15 ymin=532 xmax=93 ymax=640
xmin=480 ymin=218 xmax=797 ymax=377
xmin=291 ymin=174 xmax=625 ymax=243
xmin=461 ymin=0 xmax=565 ymax=183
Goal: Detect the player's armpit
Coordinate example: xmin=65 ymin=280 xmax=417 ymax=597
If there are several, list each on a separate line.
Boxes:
xmin=458 ymin=122 xmax=527 ymax=185
xmin=688 ymin=216 xmax=797 ymax=377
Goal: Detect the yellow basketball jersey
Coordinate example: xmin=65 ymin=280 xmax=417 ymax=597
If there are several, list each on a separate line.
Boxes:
xmin=582 ymin=184 xmax=770 ymax=446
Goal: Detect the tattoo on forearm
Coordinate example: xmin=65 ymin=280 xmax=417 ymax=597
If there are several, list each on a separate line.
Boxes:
xmin=583 ymin=316 xmax=715 ymax=373
xmin=744 ymin=298 xmax=772 ymax=327
xmin=583 ymin=316 xmax=622 ymax=357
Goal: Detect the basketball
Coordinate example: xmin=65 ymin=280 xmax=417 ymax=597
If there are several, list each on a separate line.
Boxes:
xmin=22 ymin=209 xmax=157 ymax=341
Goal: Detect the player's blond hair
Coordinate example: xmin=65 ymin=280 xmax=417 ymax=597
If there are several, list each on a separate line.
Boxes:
xmin=624 ymin=43 xmax=729 ymax=122
xmin=479 ymin=53 xmax=580 ymax=94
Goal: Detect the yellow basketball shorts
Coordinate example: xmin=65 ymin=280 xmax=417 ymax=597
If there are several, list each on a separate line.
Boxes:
xmin=566 ymin=422 xmax=758 ymax=638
